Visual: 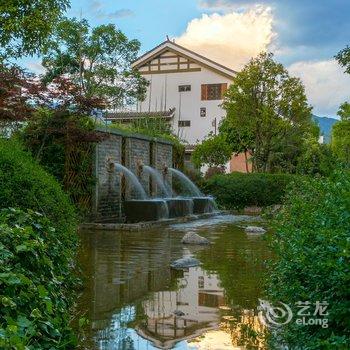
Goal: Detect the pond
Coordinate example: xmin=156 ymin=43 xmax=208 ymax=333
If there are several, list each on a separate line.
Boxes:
xmin=77 ymin=215 xmax=270 ymax=350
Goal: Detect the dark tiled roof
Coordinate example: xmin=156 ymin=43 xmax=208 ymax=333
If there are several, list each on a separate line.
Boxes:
xmin=106 ymin=107 xmax=176 ymax=120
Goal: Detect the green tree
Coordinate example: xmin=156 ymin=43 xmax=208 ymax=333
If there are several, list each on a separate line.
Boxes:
xmin=335 ymin=45 xmax=350 ymax=74
xmin=0 ymin=0 xmax=69 ymax=58
xmin=332 ymin=105 xmax=350 ymax=167
xmin=191 ymin=133 xmax=232 ymax=168
xmin=42 ymin=18 xmax=147 ymax=109
xmin=219 ymin=116 xmax=254 ymax=172
xmin=222 ymin=52 xmax=314 ymax=173
xmin=337 ymin=101 xmax=350 ymax=121
xmin=296 ymin=138 xmax=336 ymax=176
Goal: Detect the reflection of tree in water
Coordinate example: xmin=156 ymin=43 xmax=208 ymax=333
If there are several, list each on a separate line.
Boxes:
xmin=220 ymin=309 xmax=266 ymax=349
xmin=196 ymin=225 xmax=271 ymax=348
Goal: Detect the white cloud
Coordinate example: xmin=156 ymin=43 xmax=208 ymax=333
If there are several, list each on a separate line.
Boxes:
xmin=176 ymin=6 xmax=276 ymax=70
xmin=25 ymin=60 xmax=45 ymax=74
xmin=288 ymin=59 xmax=350 ymax=116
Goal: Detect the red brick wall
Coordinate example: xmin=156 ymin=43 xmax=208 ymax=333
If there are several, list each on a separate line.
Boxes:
xmin=229 ymin=152 xmax=252 ymax=173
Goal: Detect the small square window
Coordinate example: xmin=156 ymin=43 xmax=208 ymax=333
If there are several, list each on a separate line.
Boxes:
xmin=179 ymin=85 xmax=191 ymax=92
xmin=178 ymin=120 xmax=191 ymax=127
xmin=200 ymin=107 xmax=206 ymax=117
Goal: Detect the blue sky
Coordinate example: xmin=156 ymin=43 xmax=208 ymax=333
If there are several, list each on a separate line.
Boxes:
xmin=27 ymin=0 xmax=350 ymax=117
xmin=68 ymin=0 xmax=350 ymax=66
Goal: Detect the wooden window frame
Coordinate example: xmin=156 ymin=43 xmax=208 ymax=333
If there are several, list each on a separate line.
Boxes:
xmin=201 ymin=83 xmax=227 ymax=100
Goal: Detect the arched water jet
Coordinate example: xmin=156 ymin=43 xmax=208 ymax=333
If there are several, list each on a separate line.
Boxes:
xmin=113 ymin=163 xmax=147 ymax=199
xmin=169 ymin=168 xmax=202 ymax=197
xmin=143 ymin=165 xmax=172 ymax=198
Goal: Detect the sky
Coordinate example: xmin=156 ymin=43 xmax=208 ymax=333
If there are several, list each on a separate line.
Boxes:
xmin=27 ymin=0 xmax=350 ymax=117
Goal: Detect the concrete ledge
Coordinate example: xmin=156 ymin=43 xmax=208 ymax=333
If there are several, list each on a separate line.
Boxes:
xmin=79 ymin=212 xmax=222 ymax=231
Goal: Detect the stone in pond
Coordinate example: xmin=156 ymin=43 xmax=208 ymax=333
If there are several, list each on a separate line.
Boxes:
xmin=173 ymin=310 xmax=185 ymax=316
xmin=245 ymin=226 xmax=266 ymax=234
xmin=170 ymin=257 xmax=200 ymax=269
xmin=181 ymin=232 xmax=210 ymax=245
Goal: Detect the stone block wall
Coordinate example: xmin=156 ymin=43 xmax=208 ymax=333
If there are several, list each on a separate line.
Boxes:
xmin=125 ymin=138 xmax=150 ymax=199
xmin=151 ymin=142 xmax=173 ymax=197
xmin=92 ymin=127 xmax=173 ymax=222
xmin=93 ymin=134 xmax=122 ymax=222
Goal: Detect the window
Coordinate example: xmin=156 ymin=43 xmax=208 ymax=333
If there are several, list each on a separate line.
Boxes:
xmin=201 ymin=83 xmax=227 ymax=100
xmin=178 ymin=120 xmax=191 ymax=127
xmin=198 ymin=276 xmax=204 ymax=289
xmin=179 ymin=85 xmax=191 ymax=92
xmin=200 ymin=107 xmax=206 ymax=117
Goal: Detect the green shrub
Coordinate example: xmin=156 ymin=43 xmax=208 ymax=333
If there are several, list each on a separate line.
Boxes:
xmin=0 ymin=208 xmax=77 ymax=349
xmin=201 ymin=172 xmax=298 ymax=209
xmin=0 ymin=138 xmax=77 ymax=240
xmin=266 ymin=171 xmax=350 ymax=349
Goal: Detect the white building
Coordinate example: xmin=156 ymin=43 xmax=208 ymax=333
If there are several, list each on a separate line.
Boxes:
xmin=107 ymin=40 xmax=239 ymax=171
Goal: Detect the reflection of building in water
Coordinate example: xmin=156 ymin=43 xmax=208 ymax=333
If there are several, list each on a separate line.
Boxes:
xmin=79 ymin=230 xmax=267 ymax=349
xmin=137 ymin=266 xmax=225 ymax=349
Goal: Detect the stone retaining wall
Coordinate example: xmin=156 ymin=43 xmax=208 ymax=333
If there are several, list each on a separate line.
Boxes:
xmin=93 ymin=127 xmax=173 ymax=222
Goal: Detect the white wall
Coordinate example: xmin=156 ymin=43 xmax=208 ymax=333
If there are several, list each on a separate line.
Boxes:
xmin=139 ymin=68 xmax=233 ymax=145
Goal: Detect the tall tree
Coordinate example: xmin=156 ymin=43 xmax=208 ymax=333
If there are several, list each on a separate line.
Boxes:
xmin=334 ymin=46 xmax=350 ymax=167
xmin=331 ymin=102 xmax=350 ymax=167
xmin=222 ymin=52 xmax=314 ymax=173
xmin=0 ymin=0 xmax=69 ymax=58
xmin=335 ymin=45 xmax=350 ymax=74
xmin=42 ymin=18 xmax=147 ymax=109
xmin=337 ymin=101 xmax=350 ymax=121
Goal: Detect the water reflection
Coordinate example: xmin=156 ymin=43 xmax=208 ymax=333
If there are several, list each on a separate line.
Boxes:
xmin=77 ymin=215 xmax=269 ymax=349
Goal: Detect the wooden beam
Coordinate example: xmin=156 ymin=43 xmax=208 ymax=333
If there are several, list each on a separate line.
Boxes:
xmin=141 ymin=68 xmax=202 ymax=75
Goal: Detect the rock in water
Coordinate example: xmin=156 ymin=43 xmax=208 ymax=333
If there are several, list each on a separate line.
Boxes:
xmin=173 ymin=310 xmax=185 ymax=316
xmin=170 ymin=257 xmax=200 ymax=269
xmin=245 ymin=226 xmax=266 ymax=234
xmin=181 ymin=232 xmax=210 ymax=245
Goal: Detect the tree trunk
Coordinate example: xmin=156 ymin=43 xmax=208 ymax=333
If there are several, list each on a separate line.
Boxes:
xmin=244 ymin=150 xmax=249 ymax=173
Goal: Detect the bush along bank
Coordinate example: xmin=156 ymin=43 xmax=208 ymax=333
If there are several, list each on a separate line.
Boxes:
xmin=201 ymin=172 xmax=298 ymax=210
xmin=0 ymin=139 xmax=79 ymax=348
xmin=0 ymin=209 xmax=78 ymax=349
xmin=0 ymin=138 xmax=77 ymax=241
xmin=266 ymin=171 xmax=350 ymax=349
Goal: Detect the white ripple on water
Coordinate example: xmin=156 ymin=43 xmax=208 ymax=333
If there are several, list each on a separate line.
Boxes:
xmin=169 ymin=214 xmax=261 ymax=232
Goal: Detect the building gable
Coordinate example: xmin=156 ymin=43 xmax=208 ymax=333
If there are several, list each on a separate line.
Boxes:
xmin=132 ymin=41 xmax=236 ymax=80
xmin=137 ymin=48 xmax=202 ymax=75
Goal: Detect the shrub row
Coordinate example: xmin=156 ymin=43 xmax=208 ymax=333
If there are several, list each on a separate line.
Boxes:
xmin=267 ymin=171 xmax=350 ymax=349
xmin=201 ymin=172 xmax=298 ymax=209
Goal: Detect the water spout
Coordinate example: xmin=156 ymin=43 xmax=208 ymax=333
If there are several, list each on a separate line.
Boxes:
xmin=113 ymin=163 xmax=147 ymax=199
xmin=169 ymin=168 xmax=202 ymax=197
xmin=143 ymin=165 xmax=172 ymax=198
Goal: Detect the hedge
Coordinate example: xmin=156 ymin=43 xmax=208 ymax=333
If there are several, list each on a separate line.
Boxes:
xmin=0 ymin=209 xmax=77 ymax=349
xmin=0 ymin=139 xmax=77 ymax=240
xmin=201 ymin=172 xmax=298 ymax=209
xmin=266 ymin=171 xmax=350 ymax=349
